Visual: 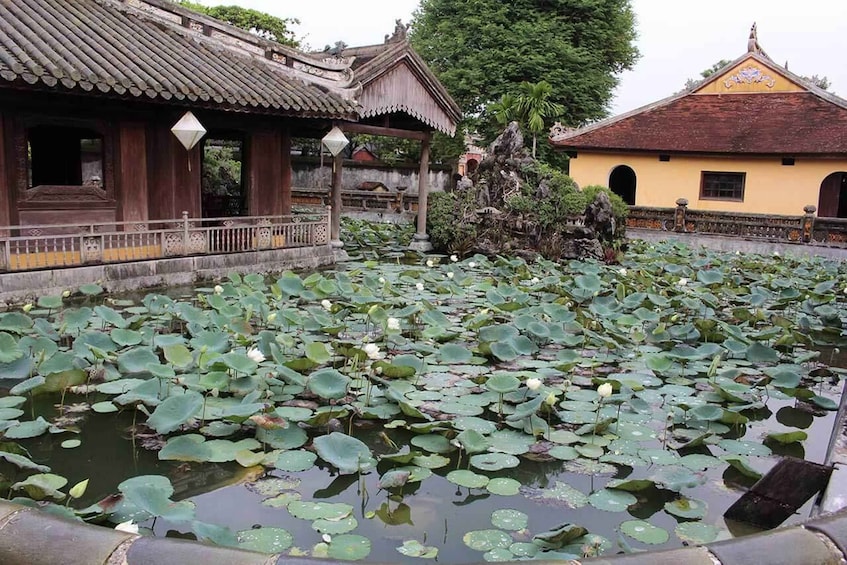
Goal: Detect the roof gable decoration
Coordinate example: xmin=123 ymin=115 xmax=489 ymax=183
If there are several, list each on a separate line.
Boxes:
xmin=123 ymin=0 xmax=361 ymax=100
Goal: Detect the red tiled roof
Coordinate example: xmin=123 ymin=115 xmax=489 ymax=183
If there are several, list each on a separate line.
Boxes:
xmin=552 ymin=92 xmax=847 ymax=155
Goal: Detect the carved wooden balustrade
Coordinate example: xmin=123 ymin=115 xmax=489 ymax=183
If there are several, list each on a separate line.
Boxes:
xmin=292 ymin=187 xmax=418 ymax=214
xmin=0 ymin=209 xmax=331 ymax=272
xmin=627 ymin=200 xmax=847 ymax=247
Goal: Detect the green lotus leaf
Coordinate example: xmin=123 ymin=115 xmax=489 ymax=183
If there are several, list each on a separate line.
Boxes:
xmin=308 ymin=369 xmax=350 ymax=400
xmin=0 ymin=312 xmax=34 ymax=333
xmin=111 ymin=329 xmax=144 ymax=347
xmin=679 ymin=454 xmax=722 ymax=470
xmin=219 ymin=352 xmax=258 ymax=374
xmin=455 ymin=429 xmax=490 ymax=454
xmin=147 ymin=391 xmax=204 ymax=434
xmin=5 ymin=416 xmax=50 ymax=439
xmin=620 ymin=520 xmax=669 ymax=544
xmin=549 ymin=445 xmax=579 ymax=460
xmin=410 ymin=434 xmax=453 ymax=454
xmin=12 ymin=473 xmax=67 ymax=501
xmin=588 ymin=489 xmax=637 ymax=512
xmin=523 ymin=481 xmax=588 ymax=508
xmin=378 ymin=469 xmax=411 ymax=490
xmin=314 ymin=432 xmax=376 ymax=474
xmin=532 ymin=522 xmax=589 ymax=549
xmin=305 ymin=342 xmax=332 ymax=365
xmin=487 ymin=478 xmax=521 ymax=496
xmin=163 ymin=344 xmax=193 ymax=368
xmin=447 ymin=469 xmax=490 ymax=489
xmin=508 ymin=542 xmax=538 ymax=558
xmin=37 ymin=295 xmax=63 ymax=310
xmin=770 ymin=371 xmax=802 ymax=388
xmin=61 ymin=439 xmax=81 ymax=449
xmin=158 ymin=435 xmax=212 ymax=462
xmin=651 ymin=466 xmax=707 ymax=492
xmin=275 ymin=450 xmax=317 ymax=472
xmin=491 ymin=509 xmax=528 ymax=531
xmin=118 ymin=347 xmax=159 ymax=373
xmin=478 ymin=324 xmax=519 ymax=342
xmin=718 ymin=439 xmax=772 ymax=457
xmin=664 ymin=496 xmax=708 ymax=519
xmin=326 ymin=534 xmax=371 ymax=561
xmin=412 ymin=454 xmax=451 ymax=469
xmin=746 ymin=342 xmax=779 ymax=364
xmin=605 ymin=478 xmax=654 ymax=492
xmin=313 ymin=516 xmax=358 ymax=535
xmin=766 ymin=430 xmax=808 ymax=444
xmin=675 ymin=522 xmax=720 ymax=544
xmin=438 ymin=343 xmax=472 ymax=364
xmin=238 ymin=527 xmax=293 ymax=553
xmin=689 ymin=405 xmax=723 ymax=421
xmin=92 ymin=401 xmax=118 ymax=414
xmin=721 ymin=455 xmax=763 ymax=479
xmin=811 ymin=395 xmax=838 ymax=411
xmin=576 ymin=444 xmax=605 ymax=459
xmin=463 ymin=529 xmax=513 ymax=552
xmin=397 ymin=540 xmax=438 ymax=559
xmin=288 ymin=500 xmax=353 ymax=521
xmin=0 ymin=333 xmax=23 ymax=363
xmin=488 ymin=429 xmax=534 ymax=455
xmin=0 ymin=452 xmax=50 ymax=472
xmin=118 ymin=475 xmax=196 ymax=523
xmin=470 ymin=452 xmax=520 ymax=471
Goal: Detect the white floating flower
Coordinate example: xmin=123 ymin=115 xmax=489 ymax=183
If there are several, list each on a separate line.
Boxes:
xmin=387 ymin=317 xmax=401 ymax=331
xmin=531 ymin=277 xmax=540 ymax=284
xmin=526 ymin=377 xmax=542 ymax=391
xmin=773 ymin=250 xmax=780 ymax=256
xmin=450 ymin=254 xmax=458 ymax=262
xmin=213 ymin=285 xmax=224 ymax=295
xmin=363 ymin=343 xmax=384 ymax=360
xmin=468 ymin=262 xmax=477 ymax=268
xmin=415 ymin=282 xmax=424 ymax=291
xmin=597 ymin=383 xmax=613 ymax=398
xmin=618 ymin=268 xmax=627 ymax=276
xmin=322 ymin=533 xmax=332 ymax=544
xmin=321 ymin=299 xmax=333 ymax=311
xmin=426 ymin=259 xmax=434 ymax=267
xmin=447 ymin=272 xmax=454 ymax=279
xmin=114 ymin=520 xmax=139 ymax=534
xmin=247 ymin=347 xmax=266 ymax=363
xmin=378 ymin=277 xmax=386 ymax=284
xmin=678 ymin=278 xmax=688 ymax=286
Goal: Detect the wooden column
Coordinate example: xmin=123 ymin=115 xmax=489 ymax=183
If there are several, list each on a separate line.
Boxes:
xmin=281 ymin=128 xmax=292 ymax=216
xmin=248 ymin=131 xmax=283 ymax=216
xmin=0 ymin=113 xmax=10 ymax=234
xmin=117 ymin=122 xmax=148 ymax=226
xmin=173 ymin=140 xmax=201 ymax=218
xmin=410 ymin=133 xmax=433 ymax=251
xmin=330 ymin=153 xmax=343 ymax=246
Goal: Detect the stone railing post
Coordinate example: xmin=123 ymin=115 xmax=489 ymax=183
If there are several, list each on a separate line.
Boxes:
xmin=181 ymin=211 xmax=190 ymax=254
xmin=802 ymin=204 xmax=817 ymax=243
xmin=674 ymin=198 xmax=688 ymax=232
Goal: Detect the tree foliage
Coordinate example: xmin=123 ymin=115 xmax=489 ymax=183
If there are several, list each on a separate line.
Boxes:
xmin=175 ymin=1 xmax=299 ymax=47
xmin=410 ymin=0 xmax=639 ymax=128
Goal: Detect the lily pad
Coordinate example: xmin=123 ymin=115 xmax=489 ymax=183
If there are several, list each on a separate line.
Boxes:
xmin=397 ymin=540 xmax=438 ymax=559
xmin=487 ymin=478 xmax=521 ymax=496
xmin=238 ymin=527 xmax=293 ymax=553
xmin=491 ymin=509 xmax=528 ymax=530
xmin=675 ymin=522 xmax=720 ymax=544
xmin=664 ymin=497 xmax=708 ymax=519
xmin=620 ymin=520 xmax=669 ymax=544
xmin=447 ymin=470 xmax=490 ymax=489
xmin=588 ymin=489 xmax=637 ymax=512
xmin=327 ymin=534 xmax=372 ymax=561
xmin=288 ymin=501 xmax=353 ymax=521
xmin=463 ymin=529 xmax=513 ymax=552
xmin=469 ymin=453 xmax=520 ymax=471
xmin=314 ymin=432 xmax=376 ymax=474
xmin=275 ymin=450 xmax=317 ymax=472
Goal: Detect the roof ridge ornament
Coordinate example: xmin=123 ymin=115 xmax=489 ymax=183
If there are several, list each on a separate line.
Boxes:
xmin=746 ymin=22 xmax=770 ymax=59
xmin=385 ymin=19 xmax=410 ymax=44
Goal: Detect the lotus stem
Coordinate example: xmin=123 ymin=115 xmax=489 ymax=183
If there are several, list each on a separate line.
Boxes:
xmin=591 ymin=398 xmax=603 ymax=445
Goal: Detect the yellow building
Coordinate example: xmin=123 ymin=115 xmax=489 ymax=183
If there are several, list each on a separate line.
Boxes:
xmin=550 ymin=27 xmax=847 ymax=217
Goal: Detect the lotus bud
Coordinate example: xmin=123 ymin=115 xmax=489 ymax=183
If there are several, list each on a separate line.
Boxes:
xmin=450 ymin=254 xmax=458 ymax=262
xmin=210 ymin=387 xmax=220 ymax=397
xmin=62 ymin=290 xmax=71 ymax=298
xmin=379 ymin=277 xmax=386 ymax=284
xmin=415 ymin=282 xmax=424 ymax=291
xmin=426 ymin=259 xmax=434 ymax=267
xmin=468 ymin=261 xmax=477 ymax=268
xmin=22 ymin=303 xmax=33 ymax=313
xmin=69 ymin=478 xmax=89 ymax=499
xmin=678 ymin=278 xmax=688 ymax=286
xmin=531 ymin=277 xmax=540 ymax=284
xmin=597 ymin=382 xmax=613 ymax=398
xmin=213 ymin=285 xmax=224 ymax=295
xmin=267 ymin=312 xmax=277 ymax=323
xmin=447 ymin=272 xmax=454 ymax=279
xmin=387 ymin=317 xmax=401 ymax=331
xmin=562 ymin=379 xmax=572 ymax=390
xmin=526 ymin=377 xmax=542 ymax=391
xmin=368 ymin=304 xmax=380 ymax=317
xmin=545 ymin=392 xmax=557 ymax=406
xmin=321 ymin=299 xmax=332 ymax=311
xmin=618 ymin=268 xmax=627 ymax=276
xmin=322 ymin=534 xmax=332 ymax=544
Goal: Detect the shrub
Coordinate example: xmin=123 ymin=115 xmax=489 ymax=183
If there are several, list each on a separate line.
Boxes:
xmin=427 ymin=191 xmax=477 ymax=252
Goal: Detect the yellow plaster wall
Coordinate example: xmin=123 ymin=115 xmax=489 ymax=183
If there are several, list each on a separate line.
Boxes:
xmin=694 ymin=58 xmax=804 ymax=94
xmin=568 ymin=152 xmax=847 ymax=215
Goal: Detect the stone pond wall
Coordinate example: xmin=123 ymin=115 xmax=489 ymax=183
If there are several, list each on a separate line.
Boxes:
xmin=292 ymin=157 xmax=454 ymax=193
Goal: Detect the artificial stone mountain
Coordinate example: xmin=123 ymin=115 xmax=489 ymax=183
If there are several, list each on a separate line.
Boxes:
xmin=428 ymin=122 xmax=626 ymax=261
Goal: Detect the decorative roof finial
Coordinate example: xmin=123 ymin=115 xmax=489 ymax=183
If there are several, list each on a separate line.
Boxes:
xmin=386 ymin=19 xmax=410 ymax=44
xmin=747 ymin=22 xmax=761 ymax=54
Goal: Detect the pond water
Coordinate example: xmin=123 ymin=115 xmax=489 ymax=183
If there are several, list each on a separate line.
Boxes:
xmin=1 ymin=234 xmax=846 ymax=562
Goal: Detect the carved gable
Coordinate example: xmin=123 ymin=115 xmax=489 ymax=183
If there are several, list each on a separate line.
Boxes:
xmin=693 ymin=55 xmax=805 ymax=95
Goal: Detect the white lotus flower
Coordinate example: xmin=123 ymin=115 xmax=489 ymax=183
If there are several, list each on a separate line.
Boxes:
xmin=531 ymin=277 xmax=540 ymax=284
xmin=213 ymin=285 xmax=224 ymax=295
xmin=618 ymin=268 xmax=627 ymax=276
xmin=247 ymin=347 xmax=266 ymax=363
xmin=321 ymin=299 xmax=332 ymax=311
xmin=773 ymin=250 xmax=780 ymax=256
xmin=597 ymin=383 xmax=613 ymax=398
xmin=447 ymin=272 xmax=454 ymax=279
xmin=526 ymin=377 xmax=542 ymax=391
xmin=363 ymin=343 xmax=384 ymax=360
xmin=415 ymin=282 xmax=424 ymax=291
xmin=322 ymin=533 xmax=332 ymax=544
xmin=22 ymin=303 xmax=33 ymax=313
xmin=450 ymin=254 xmax=458 ymax=262
xmin=678 ymin=278 xmax=688 ymax=286
xmin=378 ymin=277 xmax=386 ymax=284
xmin=387 ymin=317 xmax=401 ymax=331
xmin=468 ymin=262 xmax=477 ymax=268
xmin=114 ymin=520 xmax=139 ymax=534
xmin=426 ymin=259 xmax=434 ymax=267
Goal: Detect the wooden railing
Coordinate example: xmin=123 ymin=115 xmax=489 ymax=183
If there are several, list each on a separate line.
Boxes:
xmin=292 ymin=187 xmax=418 ymax=214
xmin=0 ymin=209 xmax=330 ymax=272
xmin=627 ymin=199 xmax=847 ymax=247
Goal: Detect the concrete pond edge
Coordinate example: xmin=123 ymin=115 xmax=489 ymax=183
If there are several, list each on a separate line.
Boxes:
xmin=0 ymin=499 xmax=846 ymax=565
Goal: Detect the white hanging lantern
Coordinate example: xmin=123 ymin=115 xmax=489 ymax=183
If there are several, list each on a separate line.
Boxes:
xmin=171 ymin=111 xmax=207 ymax=151
xmin=321 ymin=126 xmax=349 ymax=157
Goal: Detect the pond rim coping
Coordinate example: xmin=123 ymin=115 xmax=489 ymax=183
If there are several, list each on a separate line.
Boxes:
xmin=0 ymin=499 xmax=846 ymax=564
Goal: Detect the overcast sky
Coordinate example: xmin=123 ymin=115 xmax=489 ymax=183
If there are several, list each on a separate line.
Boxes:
xmin=196 ymin=0 xmax=847 ymax=116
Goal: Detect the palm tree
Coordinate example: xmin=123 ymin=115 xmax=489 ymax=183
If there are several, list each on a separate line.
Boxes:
xmin=488 ymin=93 xmax=519 ymax=126
xmin=516 ymin=81 xmax=564 ymax=158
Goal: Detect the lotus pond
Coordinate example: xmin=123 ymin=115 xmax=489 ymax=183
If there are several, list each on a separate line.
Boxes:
xmin=1 ymin=230 xmax=847 ymax=562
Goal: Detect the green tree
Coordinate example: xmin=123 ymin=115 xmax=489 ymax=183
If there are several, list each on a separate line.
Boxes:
xmin=410 ymin=0 xmax=639 ymax=127
xmin=516 ymin=81 xmax=564 ymax=158
xmin=175 ymin=1 xmax=299 ymax=47
xmin=683 ymin=59 xmax=732 ymax=90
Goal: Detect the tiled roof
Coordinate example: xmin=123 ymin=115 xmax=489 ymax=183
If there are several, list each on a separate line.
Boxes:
xmin=0 ymin=0 xmax=359 ymax=119
xmin=341 ymin=41 xmax=462 ymax=136
xmin=551 ymin=52 xmax=847 ymax=156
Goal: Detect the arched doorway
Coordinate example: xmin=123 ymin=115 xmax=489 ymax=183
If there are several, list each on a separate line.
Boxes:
xmin=609 ymin=165 xmax=636 ymax=205
xmin=818 ymin=172 xmax=847 ymax=218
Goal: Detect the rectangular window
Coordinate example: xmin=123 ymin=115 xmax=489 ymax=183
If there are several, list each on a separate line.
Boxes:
xmin=27 ymin=126 xmax=104 ymax=189
xmin=700 ymin=171 xmax=745 ymax=201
